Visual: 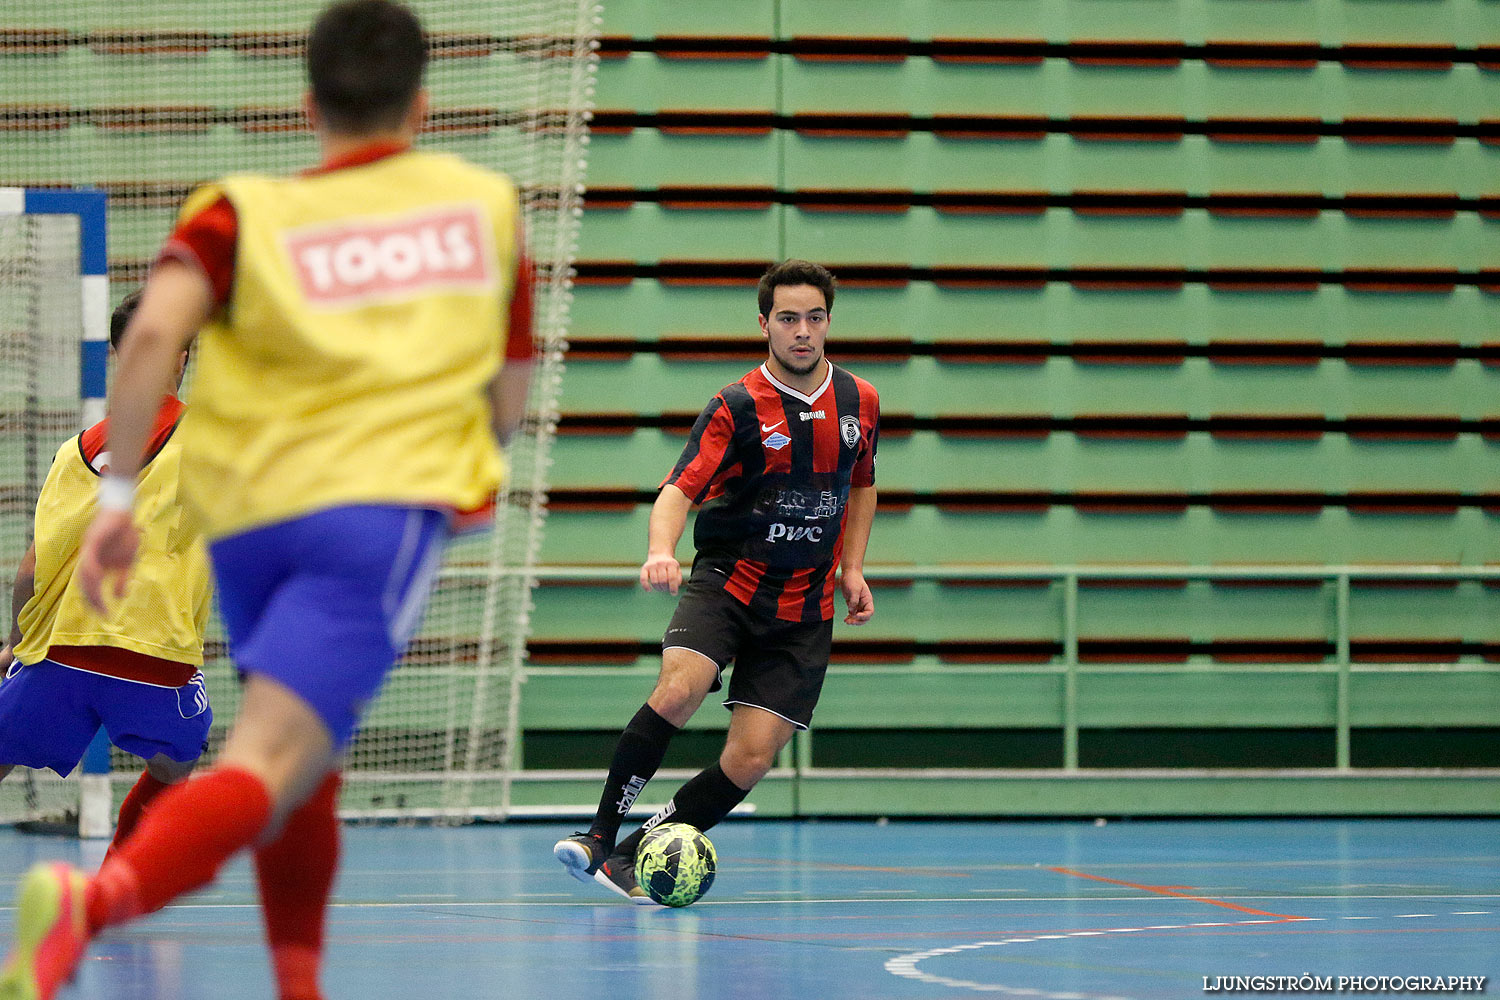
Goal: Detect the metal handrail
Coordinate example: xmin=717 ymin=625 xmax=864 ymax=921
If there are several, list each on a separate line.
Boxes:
xmin=507 ymin=563 xmax=1500 ymax=773
xmin=457 ymin=563 xmax=1500 ymax=582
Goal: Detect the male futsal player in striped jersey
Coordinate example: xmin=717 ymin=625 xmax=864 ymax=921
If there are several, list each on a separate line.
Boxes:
xmin=1 ymin=290 xmax=211 ymax=860
xmin=555 ymin=259 xmax=879 ymax=901
xmin=0 ymin=3 xmax=533 ymax=999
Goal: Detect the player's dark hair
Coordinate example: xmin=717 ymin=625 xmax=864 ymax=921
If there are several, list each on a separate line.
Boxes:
xmin=109 ymin=289 xmax=143 ymax=350
xmin=307 ymin=0 xmax=428 ymax=135
xmin=758 ymin=259 xmax=836 ymax=317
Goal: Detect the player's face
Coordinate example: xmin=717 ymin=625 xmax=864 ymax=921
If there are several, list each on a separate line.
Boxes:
xmin=759 ymin=284 xmax=830 ymax=380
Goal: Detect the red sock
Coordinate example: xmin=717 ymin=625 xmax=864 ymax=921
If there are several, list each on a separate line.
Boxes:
xmin=256 ymin=771 xmax=341 ymax=1000
xmin=87 ymin=766 xmax=272 ymax=932
xmin=103 ymin=770 xmax=171 ymax=862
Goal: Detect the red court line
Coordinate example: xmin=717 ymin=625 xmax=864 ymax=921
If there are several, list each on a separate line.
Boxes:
xmin=1048 ymin=866 xmax=1305 ymax=920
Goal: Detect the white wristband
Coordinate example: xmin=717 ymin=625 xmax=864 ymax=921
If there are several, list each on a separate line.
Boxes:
xmin=97 ymin=475 xmax=136 ymax=512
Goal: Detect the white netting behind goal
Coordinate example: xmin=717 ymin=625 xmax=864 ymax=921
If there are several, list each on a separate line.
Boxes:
xmin=0 ymin=0 xmax=596 ymax=823
xmin=0 ymin=212 xmax=86 ymax=828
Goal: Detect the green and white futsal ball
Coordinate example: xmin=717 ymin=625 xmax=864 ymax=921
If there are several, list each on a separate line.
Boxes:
xmin=634 ymin=822 xmax=717 ymax=907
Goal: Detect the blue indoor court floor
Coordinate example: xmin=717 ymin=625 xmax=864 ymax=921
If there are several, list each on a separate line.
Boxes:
xmin=0 ymin=818 xmax=1494 ymax=999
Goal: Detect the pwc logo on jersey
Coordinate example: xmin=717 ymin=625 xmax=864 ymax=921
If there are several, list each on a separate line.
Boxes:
xmin=766 ymin=522 xmax=823 ymax=543
xmin=284 ymin=204 xmax=495 ymax=307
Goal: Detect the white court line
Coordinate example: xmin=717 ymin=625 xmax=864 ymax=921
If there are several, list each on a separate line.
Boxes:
xmin=884 ymin=918 xmax=1254 ymax=1000
xmin=4 ymin=892 xmax=1495 ymax=913
xmin=393 ymin=894 xmax=458 ymax=899
xmin=884 ymin=911 xmax=1483 ymax=998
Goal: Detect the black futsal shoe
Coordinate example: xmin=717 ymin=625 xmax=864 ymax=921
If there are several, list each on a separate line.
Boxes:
xmin=553 ymin=831 xmax=609 ymax=881
xmin=594 ymin=853 xmax=652 ymax=905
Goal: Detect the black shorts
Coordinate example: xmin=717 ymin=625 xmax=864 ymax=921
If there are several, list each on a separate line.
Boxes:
xmin=661 ymin=565 xmax=834 ymax=730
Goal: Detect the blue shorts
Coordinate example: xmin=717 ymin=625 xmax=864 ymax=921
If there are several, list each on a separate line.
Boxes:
xmin=0 ymin=659 xmax=211 ymax=776
xmin=210 ymin=505 xmax=450 ymax=751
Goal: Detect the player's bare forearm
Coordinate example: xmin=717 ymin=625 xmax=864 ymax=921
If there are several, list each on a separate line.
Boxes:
xmin=7 ymin=545 xmax=34 ymax=649
xmin=488 ymin=360 xmax=532 ymax=447
xmin=108 ymin=261 xmax=212 ymax=481
xmin=841 ymin=485 xmax=877 ymax=576
xmin=646 ymin=484 xmax=691 ymax=557
xmin=79 ymin=261 xmax=210 ymax=612
xmin=840 ymin=486 xmax=877 ymax=625
xmin=641 ymin=484 xmax=692 ymax=593
xmin=490 ymin=218 xmax=535 ymax=448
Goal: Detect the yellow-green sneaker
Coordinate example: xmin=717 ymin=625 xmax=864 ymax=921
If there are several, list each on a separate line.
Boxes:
xmin=0 ymin=863 xmax=90 ymax=1000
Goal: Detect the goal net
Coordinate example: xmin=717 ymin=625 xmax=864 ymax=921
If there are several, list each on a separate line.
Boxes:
xmin=0 ymin=0 xmax=596 ymax=824
xmin=0 ymin=205 xmax=90 ymax=829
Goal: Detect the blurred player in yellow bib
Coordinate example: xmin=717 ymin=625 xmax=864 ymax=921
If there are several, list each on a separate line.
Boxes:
xmin=0 ymin=4 xmax=533 ymax=999
xmin=1 ymin=290 xmax=212 ymax=860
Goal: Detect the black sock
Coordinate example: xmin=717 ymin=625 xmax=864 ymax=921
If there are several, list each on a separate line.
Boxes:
xmin=616 ymin=762 xmax=748 ymax=859
xmin=588 ymin=703 xmax=677 ymax=848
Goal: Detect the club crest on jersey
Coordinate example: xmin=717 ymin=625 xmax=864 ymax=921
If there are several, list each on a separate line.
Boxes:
xmin=840 ymin=415 xmax=860 ymax=449
xmin=763 ymin=430 xmax=791 ymax=450
xmin=284 ymin=204 xmax=495 ymax=307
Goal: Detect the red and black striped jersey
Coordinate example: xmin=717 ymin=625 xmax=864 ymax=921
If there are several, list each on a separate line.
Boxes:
xmin=664 ymin=362 xmax=879 ymax=623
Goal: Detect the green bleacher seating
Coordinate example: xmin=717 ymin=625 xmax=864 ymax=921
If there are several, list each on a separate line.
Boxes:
xmin=597 ymin=0 xmax=775 ymax=37
xmin=8 ymin=3 xmax=1499 ymax=809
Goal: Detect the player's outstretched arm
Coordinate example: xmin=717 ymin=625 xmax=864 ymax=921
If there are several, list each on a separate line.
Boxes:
xmin=840 ymin=485 xmax=877 ymax=625
xmin=7 ymin=544 xmax=34 ymax=654
xmin=77 ymin=511 xmax=140 ymax=612
xmin=488 ymin=360 xmax=532 ymax=447
xmin=106 ymin=261 xmax=211 ymax=483
xmin=641 ymin=484 xmax=693 ymax=594
xmin=489 ymin=225 xmax=536 ymax=447
xmin=78 ymin=260 xmax=213 ymax=612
